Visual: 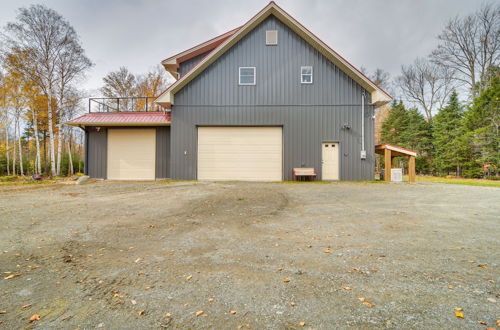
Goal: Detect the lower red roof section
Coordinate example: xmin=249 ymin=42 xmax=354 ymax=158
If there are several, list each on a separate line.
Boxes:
xmin=67 ymin=112 xmax=171 ymax=126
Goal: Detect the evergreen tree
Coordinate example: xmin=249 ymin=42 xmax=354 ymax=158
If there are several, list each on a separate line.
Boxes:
xmin=432 ymin=91 xmax=467 ymax=175
xmin=462 ymin=73 xmax=500 ymax=177
xmin=380 ymin=100 xmax=433 ymax=172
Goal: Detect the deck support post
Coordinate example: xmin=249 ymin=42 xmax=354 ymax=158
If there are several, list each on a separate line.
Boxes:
xmin=408 ymin=155 xmax=416 ymax=183
xmin=384 ymin=148 xmax=392 ymax=182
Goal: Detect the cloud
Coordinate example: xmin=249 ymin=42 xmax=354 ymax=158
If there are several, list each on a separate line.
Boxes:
xmin=0 ymin=0 xmax=483 ymax=93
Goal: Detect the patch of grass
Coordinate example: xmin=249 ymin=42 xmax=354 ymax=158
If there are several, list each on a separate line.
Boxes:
xmin=417 ymin=175 xmax=500 ymax=188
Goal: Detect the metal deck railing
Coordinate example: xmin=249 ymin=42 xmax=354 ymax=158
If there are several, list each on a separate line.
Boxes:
xmin=89 ymin=97 xmax=163 ymax=113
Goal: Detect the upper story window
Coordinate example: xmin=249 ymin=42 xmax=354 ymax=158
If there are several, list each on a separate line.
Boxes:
xmin=266 ymin=30 xmax=278 ymax=45
xmin=239 ymin=67 xmax=256 ymax=85
xmin=301 ymin=66 xmax=313 ymax=84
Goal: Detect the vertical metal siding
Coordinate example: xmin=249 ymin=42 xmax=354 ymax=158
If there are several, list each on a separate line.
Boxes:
xmin=179 ymin=51 xmax=212 ymax=77
xmin=155 ymin=127 xmax=170 ymax=178
xmin=171 ymin=15 xmax=375 ymax=180
xmin=87 ymin=127 xmax=107 ymax=179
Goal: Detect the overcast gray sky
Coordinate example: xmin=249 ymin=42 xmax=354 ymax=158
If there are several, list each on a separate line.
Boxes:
xmin=0 ymin=0 xmax=484 ymax=95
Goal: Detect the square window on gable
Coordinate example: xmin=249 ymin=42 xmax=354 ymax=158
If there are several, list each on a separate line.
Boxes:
xmin=301 ymin=66 xmax=313 ymax=84
xmin=266 ymin=30 xmax=278 ymax=45
xmin=239 ymin=67 xmax=256 ymax=85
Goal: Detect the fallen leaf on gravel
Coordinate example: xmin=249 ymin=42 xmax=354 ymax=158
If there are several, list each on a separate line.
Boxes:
xmin=324 ymin=249 xmax=332 ymax=254
xmin=20 ymin=304 xmax=32 ymax=309
xmin=195 ymin=310 xmax=204 ymax=317
xmin=186 ymin=275 xmax=192 ymax=280
xmin=138 ymin=310 xmax=145 ymax=316
xmin=478 ymin=264 xmax=487 ymax=268
xmin=208 ymin=298 xmax=214 ymax=302
xmin=283 ymin=279 xmax=290 ymax=283
xmin=290 ymin=301 xmax=296 ymax=307
xmin=497 ymin=319 xmax=500 ymax=326
xmin=478 ymin=321 xmax=486 ymax=325
xmin=358 ymin=297 xmax=374 ymax=307
xmin=344 ymin=287 xmax=351 ymax=291
xmin=371 ymin=268 xmax=378 ymax=273
xmin=0 ymin=311 xmax=6 ymax=314
xmin=229 ymin=310 xmax=237 ymax=315
xmin=467 ymin=260 xmax=475 ymax=263
xmin=299 ymin=321 xmax=305 ymax=326
xmin=486 ymin=328 xmax=496 ymax=330
xmin=454 ymin=311 xmax=464 ymax=318
xmin=28 ymin=314 xmax=40 ymax=322
xmin=4 ymin=273 xmax=20 ymax=280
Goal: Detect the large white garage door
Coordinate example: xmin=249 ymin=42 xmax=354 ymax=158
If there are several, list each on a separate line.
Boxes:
xmin=198 ymin=127 xmax=282 ymax=181
xmin=107 ymin=129 xmax=156 ymax=180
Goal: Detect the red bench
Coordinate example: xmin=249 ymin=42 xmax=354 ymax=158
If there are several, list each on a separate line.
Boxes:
xmin=292 ymin=168 xmax=317 ymax=181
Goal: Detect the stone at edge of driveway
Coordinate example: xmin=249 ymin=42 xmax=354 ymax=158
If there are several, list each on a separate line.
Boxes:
xmin=76 ymin=176 xmax=90 ymax=185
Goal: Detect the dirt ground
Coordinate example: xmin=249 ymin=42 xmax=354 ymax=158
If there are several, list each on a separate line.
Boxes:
xmin=0 ymin=180 xmax=498 ymax=329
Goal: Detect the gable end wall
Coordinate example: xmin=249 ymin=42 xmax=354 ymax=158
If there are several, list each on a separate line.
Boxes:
xmin=170 ymin=15 xmax=375 ymax=180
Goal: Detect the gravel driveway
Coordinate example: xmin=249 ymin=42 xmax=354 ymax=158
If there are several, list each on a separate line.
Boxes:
xmin=0 ymin=181 xmax=498 ymax=329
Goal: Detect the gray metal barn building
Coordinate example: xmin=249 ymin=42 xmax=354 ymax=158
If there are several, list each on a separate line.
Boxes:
xmin=68 ymin=2 xmax=392 ymax=181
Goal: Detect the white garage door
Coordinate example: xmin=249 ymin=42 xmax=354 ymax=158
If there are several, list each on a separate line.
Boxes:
xmin=107 ymin=129 xmax=156 ymax=180
xmin=198 ymin=127 xmax=282 ymax=181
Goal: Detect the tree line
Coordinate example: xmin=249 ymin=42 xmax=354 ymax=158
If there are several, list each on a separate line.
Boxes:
xmin=372 ymin=3 xmax=499 ymax=178
xmin=0 ymin=3 xmax=497 ymax=178
xmin=0 ymin=4 xmax=171 ymax=177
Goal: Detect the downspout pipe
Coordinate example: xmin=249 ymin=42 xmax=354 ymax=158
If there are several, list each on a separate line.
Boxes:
xmin=360 ymin=91 xmax=366 ymax=159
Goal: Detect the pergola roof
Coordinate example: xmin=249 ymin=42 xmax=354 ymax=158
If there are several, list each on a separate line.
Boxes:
xmin=375 ymin=144 xmax=417 ymax=157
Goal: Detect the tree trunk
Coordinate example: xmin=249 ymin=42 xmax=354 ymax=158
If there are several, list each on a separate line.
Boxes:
xmin=5 ymin=117 xmax=10 ymax=175
xmin=43 ymin=131 xmax=47 ymax=175
xmin=67 ymin=139 xmax=74 ymax=176
xmin=12 ymin=120 xmax=16 ymax=176
xmin=47 ymin=91 xmax=57 ymax=177
xmin=17 ymin=118 xmax=24 ymax=176
xmin=32 ymin=109 xmax=42 ymax=174
xmin=56 ymin=124 xmax=62 ymax=176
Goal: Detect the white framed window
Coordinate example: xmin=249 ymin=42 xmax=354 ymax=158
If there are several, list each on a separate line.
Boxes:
xmin=239 ymin=67 xmax=256 ymax=85
xmin=266 ymin=30 xmax=278 ymax=45
xmin=301 ymin=66 xmax=313 ymax=84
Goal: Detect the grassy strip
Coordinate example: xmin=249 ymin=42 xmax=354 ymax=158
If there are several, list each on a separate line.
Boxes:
xmin=416 ymin=175 xmax=500 ymax=188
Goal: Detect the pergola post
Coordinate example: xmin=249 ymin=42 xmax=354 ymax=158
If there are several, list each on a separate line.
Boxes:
xmin=408 ymin=156 xmax=416 ymax=183
xmin=384 ymin=148 xmax=391 ymax=182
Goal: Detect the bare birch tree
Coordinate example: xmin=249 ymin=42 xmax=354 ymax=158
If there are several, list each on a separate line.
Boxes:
xmin=2 ymin=4 xmax=92 ymax=176
xmin=398 ymin=57 xmax=455 ymax=121
xmin=431 ymin=3 xmax=500 ymax=96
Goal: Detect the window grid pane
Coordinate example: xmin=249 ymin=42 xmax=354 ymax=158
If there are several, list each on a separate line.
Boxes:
xmin=301 ymin=66 xmax=313 ymax=84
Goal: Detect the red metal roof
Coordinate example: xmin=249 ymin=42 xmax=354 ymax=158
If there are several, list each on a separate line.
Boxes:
xmin=66 ymin=112 xmax=171 ymax=127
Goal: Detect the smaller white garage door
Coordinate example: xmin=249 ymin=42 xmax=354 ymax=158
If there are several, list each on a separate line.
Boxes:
xmin=198 ymin=127 xmax=283 ymax=181
xmin=107 ymin=129 xmax=156 ymax=180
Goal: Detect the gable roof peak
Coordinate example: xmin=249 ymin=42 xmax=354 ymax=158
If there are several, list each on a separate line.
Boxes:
xmin=156 ymin=2 xmax=392 ymax=108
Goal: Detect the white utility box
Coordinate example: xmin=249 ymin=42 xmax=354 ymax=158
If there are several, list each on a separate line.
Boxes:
xmin=391 ymin=168 xmax=403 ymax=182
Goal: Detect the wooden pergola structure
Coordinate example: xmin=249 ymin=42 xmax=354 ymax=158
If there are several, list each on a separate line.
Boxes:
xmin=375 ymin=144 xmax=417 ymax=183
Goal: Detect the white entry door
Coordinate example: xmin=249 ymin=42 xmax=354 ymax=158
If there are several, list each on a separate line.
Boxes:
xmin=322 ymin=142 xmax=339 ymax=180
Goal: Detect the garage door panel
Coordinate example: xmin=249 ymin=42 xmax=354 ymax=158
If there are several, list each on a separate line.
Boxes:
xmin=198 ymin=127 xmax=282 ymax=181
xmin=107 ymin=129 xmax=156 ymax=180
